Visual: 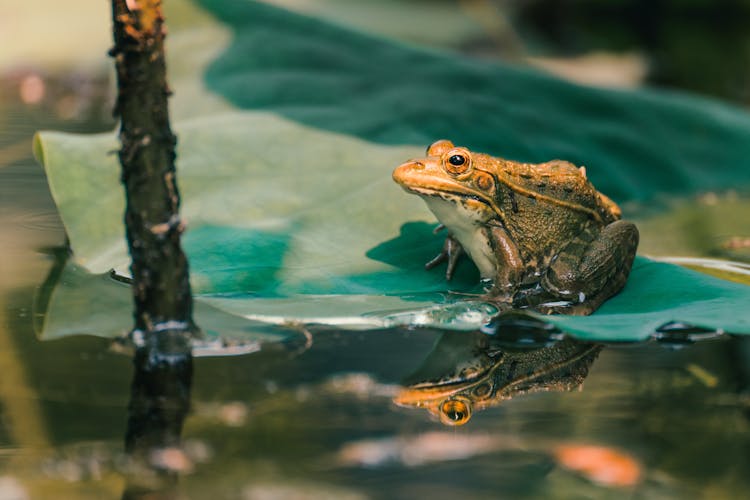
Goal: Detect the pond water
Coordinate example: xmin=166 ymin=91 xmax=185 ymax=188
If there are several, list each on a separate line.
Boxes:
xmin=2 ymin=38 xmax=750 ymax=500
xmin=2 ymin=272 xmax=750 ymax=499
xmin=3 ymin=96 xmax=750 ymax=500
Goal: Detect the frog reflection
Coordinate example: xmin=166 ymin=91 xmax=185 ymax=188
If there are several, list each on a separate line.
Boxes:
xmin=394 ymin=329 xmax=601 ymax=426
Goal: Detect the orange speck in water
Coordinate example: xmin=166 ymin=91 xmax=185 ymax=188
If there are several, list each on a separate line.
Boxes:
xmin=554 ymin=444 xmax=641 ymax=488
xmin=148 ymin=446 xmax=194 ymax=473
xmin=19 ymin=74 xmax=45 ymax=104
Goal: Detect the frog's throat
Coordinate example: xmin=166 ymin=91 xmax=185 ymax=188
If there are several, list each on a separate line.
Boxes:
xmin=403 ymin=184 xmax=502 ymax=220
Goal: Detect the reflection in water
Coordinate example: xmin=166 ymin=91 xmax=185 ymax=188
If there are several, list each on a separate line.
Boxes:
xmin=395 ymin=327 xmax=601 ymax=426
xmin=122 ymin=333 xmax=193 ymax=499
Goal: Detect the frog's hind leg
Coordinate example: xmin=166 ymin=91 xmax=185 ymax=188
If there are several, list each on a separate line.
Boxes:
xmin=536 ymin=220 xmax=639 ymax=315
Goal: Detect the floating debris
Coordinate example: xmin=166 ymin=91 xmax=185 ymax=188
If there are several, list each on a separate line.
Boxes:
xmin=323 ymin=373 xmax=399 ymax=399
xmin=242 ymin=481 xmax=367 ymax=500
xmin=19 ymin=73 xmax=45 ymax=104
xmin=218 ymin=401 xmax=249 ymax=427
xmin=685 ymin=363 xmax=719 ymax=388
xmin=337 ymin=432 xmax=516 ymax=468
xmin=722 ymin=236 xmax=750 ymax=250
xmin=553 ymin=444 xmax=641 ymax=488
xmin=0 ymin=476 xmax=29 ymax=500
xmin=148 ymin=447 xmax=194 ymax=474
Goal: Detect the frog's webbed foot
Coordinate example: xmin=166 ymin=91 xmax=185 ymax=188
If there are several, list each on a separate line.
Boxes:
xmin=536 ymin=301 xmax=595 ymax=316
xmin=445 ymin=278 xmax=497 ymax=300
xmin=501 ymin=286 xmax=588 ymax=315
xmin=508 ymin=284 xmax=603 ymax=315
xmin=425 ymin=227 xmax=464 ymax=280
xmin=510 ymin=284 xmax=548 ymax=307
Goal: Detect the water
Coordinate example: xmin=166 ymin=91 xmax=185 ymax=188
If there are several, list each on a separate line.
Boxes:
xmin=2 ymin=61 xmax=750 ymax=500
xmin=1 ymin=305 xmax=749 ymax=498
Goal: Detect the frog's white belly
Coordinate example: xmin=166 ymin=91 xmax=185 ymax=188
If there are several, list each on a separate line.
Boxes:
xmin=422 ymin=197 xmax=497 ymax=279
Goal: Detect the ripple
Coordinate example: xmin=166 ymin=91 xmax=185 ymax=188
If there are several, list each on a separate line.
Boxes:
xmin=12 ymin=210 xmax=62 ymax=231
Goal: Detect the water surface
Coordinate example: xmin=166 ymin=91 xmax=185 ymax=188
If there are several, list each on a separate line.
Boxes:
xmin=2 ymin=60 xmax=749 ymax=500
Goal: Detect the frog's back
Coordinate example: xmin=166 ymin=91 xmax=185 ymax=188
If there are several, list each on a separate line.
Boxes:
xmin=490 ymin=156 xmax=620 ymax=224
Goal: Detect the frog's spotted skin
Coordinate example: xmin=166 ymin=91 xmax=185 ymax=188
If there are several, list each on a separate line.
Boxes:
xmin=393 ymin=140 xmax=639 ymax=315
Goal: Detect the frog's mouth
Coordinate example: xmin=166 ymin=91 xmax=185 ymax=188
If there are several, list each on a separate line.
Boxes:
xmin=395 ymin=360 xmax=496 ymax=407
xmin=401 ymin=185 xmax=497 ymax=214
xmin=393 ymin=160 xmax=501 ymax=219
xmin=394 ymin=369 xmax=494 ymax=410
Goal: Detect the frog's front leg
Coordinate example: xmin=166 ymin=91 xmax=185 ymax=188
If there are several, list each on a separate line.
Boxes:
xmin=485 ymin=224 xmax=524 ymax=302
xmin=537 ymin=220 xmax=639 ymax=315
xmin=425 ymin=227 xmax=464 ymax=280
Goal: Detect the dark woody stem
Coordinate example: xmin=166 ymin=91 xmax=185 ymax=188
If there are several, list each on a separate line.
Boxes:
xmin=110 ymin=0 xmax=196 ymax=340
xmin=110 ymin=1 xmax=196 ymax=481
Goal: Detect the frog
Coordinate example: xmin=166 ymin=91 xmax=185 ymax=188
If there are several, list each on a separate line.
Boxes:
xmin=394 ymin=330 xmax=602 ymax=426
xmin=392 ymin=140 xmax=639 ymax=315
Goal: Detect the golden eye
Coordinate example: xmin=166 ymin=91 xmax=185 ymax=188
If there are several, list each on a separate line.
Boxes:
xmin=449 ymin=154 xmax=466 ymax=166
xmin=442 ymin=147 xmax=472 ymax=176
xmin=438 ymin=398 xmax=472 ymax=426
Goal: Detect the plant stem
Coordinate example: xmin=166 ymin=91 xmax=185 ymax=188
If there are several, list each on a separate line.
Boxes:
xmin=110 ymin=0 xmax=196 ymax=340
xmin=110 ymin=2 xmax=196 ymax=488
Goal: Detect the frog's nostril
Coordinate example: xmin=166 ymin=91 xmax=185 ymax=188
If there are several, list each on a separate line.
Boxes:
xmin=394 ymin=160 xmax=424 ymax=174
xmin=393 ymin=160 xmax=425 ymax=185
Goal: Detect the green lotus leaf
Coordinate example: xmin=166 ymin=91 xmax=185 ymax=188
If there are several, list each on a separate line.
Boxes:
xmin=198 ymin=0 xmax=750 ymax=204
xmin=34 ymin=0 xmax=750 ymax=343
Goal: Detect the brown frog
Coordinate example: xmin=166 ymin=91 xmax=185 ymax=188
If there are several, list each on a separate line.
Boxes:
xmin=392 ymin=140 xmax=638 ymax=315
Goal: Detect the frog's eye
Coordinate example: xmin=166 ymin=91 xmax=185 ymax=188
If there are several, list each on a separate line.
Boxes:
xmin=449 ymin=154 xmax=466 ymax=166
xmin=441 ymin=147 xmax=473 ymax=177
xmin=438 ymin=398 xmax=472 ymax=426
